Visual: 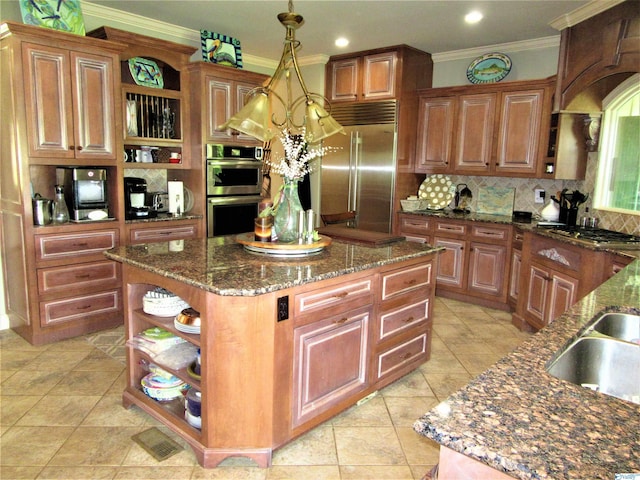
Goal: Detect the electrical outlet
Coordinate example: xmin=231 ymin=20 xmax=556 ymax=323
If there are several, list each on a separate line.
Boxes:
xmin=277 ymin=296 xmax=289 ymax=322
xmin=534 ymin=189 xmax=545 ymax=204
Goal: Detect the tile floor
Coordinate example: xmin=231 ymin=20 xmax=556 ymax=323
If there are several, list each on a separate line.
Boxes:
xmin=0 ymin=297 xmax=532 ymax=480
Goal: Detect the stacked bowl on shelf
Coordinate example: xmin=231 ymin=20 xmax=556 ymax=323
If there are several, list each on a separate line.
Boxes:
xmin=142 ymin=288 xmax=190 ymax=317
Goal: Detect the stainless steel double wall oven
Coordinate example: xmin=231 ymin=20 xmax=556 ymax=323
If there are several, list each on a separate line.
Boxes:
xmin=206 ymin=144 xmax=263 ymax=237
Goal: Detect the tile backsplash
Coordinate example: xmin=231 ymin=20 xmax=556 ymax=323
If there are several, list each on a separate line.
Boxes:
xmin=444 ymin=152 xmax=639 ymax=235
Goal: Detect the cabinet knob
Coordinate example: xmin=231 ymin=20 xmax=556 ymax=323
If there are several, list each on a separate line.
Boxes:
xmin=69 ymin=146 xmax=75 ymax=150
xmin=77 ymin=146 xmax=83 ymax=151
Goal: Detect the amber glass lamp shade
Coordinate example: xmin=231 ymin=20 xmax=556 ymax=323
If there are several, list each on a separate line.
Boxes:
xmin=304 ymin=101 xmax=345 ymax=144
xmin=218 ymin=91 xmax=274 ymax=142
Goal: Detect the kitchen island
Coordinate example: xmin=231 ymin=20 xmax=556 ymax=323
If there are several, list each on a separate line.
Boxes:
xmin=414 ymin=257 xmax=640 ymax=479
xmin=105 ymin=236 xmax=440 ymax=468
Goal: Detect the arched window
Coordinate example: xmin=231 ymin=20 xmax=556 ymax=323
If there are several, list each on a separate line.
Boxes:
xmin=594 ymin=74 xmax=640 ymax=214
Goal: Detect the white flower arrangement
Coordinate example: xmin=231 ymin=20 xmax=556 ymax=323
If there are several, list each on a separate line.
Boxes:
xmin=266 ymin=128 xmax=335 ymax=180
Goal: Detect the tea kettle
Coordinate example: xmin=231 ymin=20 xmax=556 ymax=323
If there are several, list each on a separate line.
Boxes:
xmin=453 ymin=184 xmax=472 ymax=213
xmin=32 ymin=194 xmax=53 ymax=225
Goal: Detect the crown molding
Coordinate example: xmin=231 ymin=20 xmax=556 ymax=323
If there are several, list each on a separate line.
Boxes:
xmin=432 ymin=36 xmax=560 ymax=63
xmin=549 ymin=0 xmax=626 ymax=30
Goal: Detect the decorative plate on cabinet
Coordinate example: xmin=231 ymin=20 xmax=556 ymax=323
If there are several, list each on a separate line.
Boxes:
xmin=19 ymin=0 xmax=86 ymax=35
xmin=466 ymin=53 xmax=511 ymax=84
xmin=418 ymin=175 xmax=455 ymax=210
xmin=128 ymin=57 xmax=164 ymax=89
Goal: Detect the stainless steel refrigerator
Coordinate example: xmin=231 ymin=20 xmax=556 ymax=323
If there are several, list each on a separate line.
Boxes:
xmin=320 ymin=101 xmax=397 ymax=233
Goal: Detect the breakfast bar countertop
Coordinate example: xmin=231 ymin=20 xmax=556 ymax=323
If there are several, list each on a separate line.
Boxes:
xmin=413 ymin=259 xmax=640 ymax=479
xmin=104 ymin=235 xmax=442 ymax=296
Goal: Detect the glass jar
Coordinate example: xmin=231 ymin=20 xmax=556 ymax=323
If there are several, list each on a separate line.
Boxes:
xmin=52 ymin=184 xmax=70 ymax=224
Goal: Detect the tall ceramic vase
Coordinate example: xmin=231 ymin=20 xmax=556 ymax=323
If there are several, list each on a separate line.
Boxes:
xmin=273 ymin=177 xmax=303 ymax=243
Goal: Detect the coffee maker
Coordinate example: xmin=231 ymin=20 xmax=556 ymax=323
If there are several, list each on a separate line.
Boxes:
xmin=124 ymin=177 xmax=156 ymax=219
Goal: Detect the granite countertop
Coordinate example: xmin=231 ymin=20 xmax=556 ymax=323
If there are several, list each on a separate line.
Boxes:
xmin=413 ymin=259 xmax=640 ymax=479
xmin=105 ymin=236 xmax=441 ymax=296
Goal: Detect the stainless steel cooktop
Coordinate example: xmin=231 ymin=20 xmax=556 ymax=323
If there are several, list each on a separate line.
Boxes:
xmin=537 ymin=226 xmax=640 ymax=250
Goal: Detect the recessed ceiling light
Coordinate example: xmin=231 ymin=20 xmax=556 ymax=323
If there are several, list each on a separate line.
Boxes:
xmin=335 ymin=37 xmax=349 ymax=48
xmin=465 ymin=11 xmax=483 ymax=24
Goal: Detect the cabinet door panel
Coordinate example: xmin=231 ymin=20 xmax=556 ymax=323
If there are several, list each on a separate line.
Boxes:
xmin=468 ymin=243 xmax=506 ymax=297
xmin=23 ymin=44 xmax=74 ymax=158
xmin=35 ymin=230 xmax=119 ymax=262
xmin=329 ymin=58 xmax=359 ymax=102
xmin=496 ymin=90 xmax=542 ymax=174
xmin=292 ymin=307 xmax=370 ymax=427
xmin=509 ymin=248 xmax=522 ymax=303
xmin=363 ymin=52 xmax=396 ymax=99
xmin=381 ymin=263 xmax=432 ymax=301
xmin=378 ymin=299 xmax=429 ymax=341
xmin=525 ymin=265 xmax=549 ymax=326
xmin=129 ymin=224 xmax=198 ymax=244
xmin=548 ymin=273 xmax=578 ymax=323
xmin=415 ymin=97 xmax=455 ymax=172
xmin=71 ymin=52 xmax=115 ymax=158
xmin=206 ymin=79 xmax=233 ymax=141
xmin=454 ymin=93 xmax=496 ymax=173
xmin=434 ymin=237 xmax=465 ymax=288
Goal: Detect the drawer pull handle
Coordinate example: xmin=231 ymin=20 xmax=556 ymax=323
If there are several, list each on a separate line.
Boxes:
xmin=73 ymin=242 xmax=89 ymax=247
xmin=482 ymin=232 xmax=500 ymax=236
xmin=333 ymin=317 xmax=348 ymax=324
xmin=75 ymin=274 xmax=91 ymax=279
xmin=77 ymin=304 xmax=92 ymax=310
xmin=402 ymin=352 xmax=413 ymax=360
xmin=404 ymin=279 xmax=417 ymax=286
xmin=334 ymin=291 xmax=349 ymax=299
xmin=403 ymin=316 xmax=415 ymax=324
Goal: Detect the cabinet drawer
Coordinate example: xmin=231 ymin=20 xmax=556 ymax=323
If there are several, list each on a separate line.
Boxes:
xmin=295 ymin=277 xmax=373 ymax=319
xmin=399 ymin=215 xmax=431 ymax=236
xmin=380 ymin=262 xmax=432 ymax=301
xmin=471 ymin=224 xmax=510 ymax=243
xmin=37 ymin=260 xmax=120 ymax=295
xmin=375 ymin=332 xmax=429 ymax=381
xmin=129 ymin=224 xmax=198 ymax=244
xmin=35 ymin=230 xmax=119 ymax=261
xmin=378 ymin=298 xmax=430 ymax=342
xmin=434 ymin=221 xmax=467 ymax=236
xmin=39 ymin=289 xmax=121 ymax=327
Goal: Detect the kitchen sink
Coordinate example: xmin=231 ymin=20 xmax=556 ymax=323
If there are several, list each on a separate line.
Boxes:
xmin=589 ymin=313 xmax=640 ymax=344
xmin=546 ymin=336 xmax=640 ymax=404
xmin=546 ymin=311 xmax=640 ymax=405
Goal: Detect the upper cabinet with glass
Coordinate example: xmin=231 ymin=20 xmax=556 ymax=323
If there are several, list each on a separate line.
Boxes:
xmin=87 ymin=27 xmax=197 ymax=168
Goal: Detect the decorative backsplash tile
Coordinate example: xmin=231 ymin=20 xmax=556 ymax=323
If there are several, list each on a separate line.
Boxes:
xmin=446 ymin=152 xmax=639 ymax=235
xmin=123 ymin=168 xmax=168 ymax=193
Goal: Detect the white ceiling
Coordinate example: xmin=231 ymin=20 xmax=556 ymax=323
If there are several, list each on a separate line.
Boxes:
xmin=87 ymin=0 xmax=593 ymax=61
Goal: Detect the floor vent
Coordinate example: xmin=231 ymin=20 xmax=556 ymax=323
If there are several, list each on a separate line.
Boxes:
xmin=131 ymin=427 xmax=183 ymax=461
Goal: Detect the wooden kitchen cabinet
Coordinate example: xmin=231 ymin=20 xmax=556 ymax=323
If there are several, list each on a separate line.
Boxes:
xmin=415 ymin=77 xmax=554 ymax=177
xmin=1 ymin=22 xmax=126 ymax=345
xmin=554 ymin=0 xmax=640 ymax=112
xmin=400 ymin=215 xmax=511 ymax=309
xmin=326 ymin=50 xmax=398 ymax=102
xmin=513 ymin=232 xmax=608 ymax=331
xmin=22 ymin=42 xmax=118 ymax=162
xmin=452 ymin=93 xmax=497 ymax=174
xmin=414 ymin=96 xmax=456 ymax=172
xmin=188 ymin=62 xmax=268 ymax=145
xmin=119 ymin=252 xmax=435 ymax=468
xmin=88 ymin=26 xmax=197 ymax=169
xmin=326 ymin=45 xmax=432 ymax=183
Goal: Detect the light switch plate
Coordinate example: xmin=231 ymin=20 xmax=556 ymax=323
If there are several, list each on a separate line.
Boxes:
xmin=534 ymin=189 xmax=545 ymax=204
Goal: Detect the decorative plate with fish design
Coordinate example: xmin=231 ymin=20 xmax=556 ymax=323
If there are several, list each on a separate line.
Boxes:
xmin=466 ymin=53 xmax=511 ymax=84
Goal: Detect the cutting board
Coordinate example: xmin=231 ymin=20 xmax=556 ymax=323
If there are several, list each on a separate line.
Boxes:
xmin=317 ymin=226 xmax=405 ymax=246
xmin=476 ymin=187 xmax=515 ymax=216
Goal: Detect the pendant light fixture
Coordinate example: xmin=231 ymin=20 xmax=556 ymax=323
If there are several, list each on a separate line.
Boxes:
xmin=218 ymin=0 xmax=344 ymax=144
